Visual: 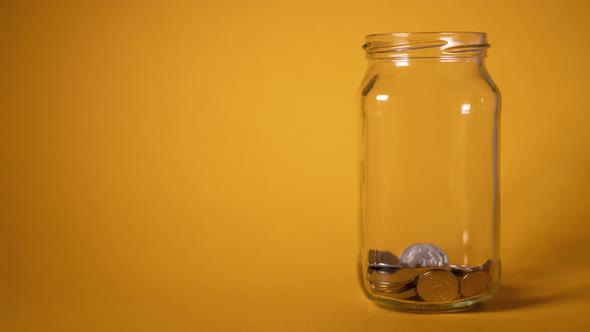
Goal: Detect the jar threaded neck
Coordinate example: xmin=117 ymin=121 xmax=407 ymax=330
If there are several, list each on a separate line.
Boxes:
xmin=364 ymin=32 xmax=489 ymax=59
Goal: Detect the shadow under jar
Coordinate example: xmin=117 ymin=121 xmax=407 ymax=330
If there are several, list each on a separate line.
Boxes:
xmin=358 ymin=32 xmax=501 ymax=312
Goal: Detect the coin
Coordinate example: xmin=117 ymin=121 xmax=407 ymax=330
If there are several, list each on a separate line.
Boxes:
xmin=387 ymin=268 xmax=420 ymax=284
xmin=378 ymin=251 xmax=401 ymax=265
xmin=449 ymin=264 xmax=474 ymax=272
xmin=482 ymin=259 xmax=498 ymax=279
xmin=400 ymin=243 xmax=449 ymax=267
xmin=371 ymin=281 xmax=410 ymax=294
xmin=368 ymin=249 xmax=400 ymax=267
xmin=416 ymin=269 xmax=459 ymax=302
xmin=449 ymin=264 xmax=474 ymax=276
xmin=481 ymin=259 xmax=493 ymax=271
xmin=460 ymin=270 xmax=492 ymax=298
xmin=369 ymin=268 xmax=420 ymax=290
xmin=370 ymin=269 xmax=418 ymax=298
xmin=414 ymin=265 xmax=452 ymax=273
xmin=370 ymin=270 xmax=401 ymax=285
xmin=382 ymin=286 xmax=418 ymax=300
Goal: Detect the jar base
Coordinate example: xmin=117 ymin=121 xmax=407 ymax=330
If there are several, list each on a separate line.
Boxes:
xmin=370 ymin=293 xmax=495 ymax=313
xmin=359 ymin=255 xmax=501 ymax=313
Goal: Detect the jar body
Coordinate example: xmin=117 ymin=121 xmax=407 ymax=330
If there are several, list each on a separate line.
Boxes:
xmin=358 ymin=32 xmax=500 ymax=312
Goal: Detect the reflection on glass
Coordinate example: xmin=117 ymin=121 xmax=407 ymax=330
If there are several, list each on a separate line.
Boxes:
xmin=461 ymin=103 xmax=471 ymax=114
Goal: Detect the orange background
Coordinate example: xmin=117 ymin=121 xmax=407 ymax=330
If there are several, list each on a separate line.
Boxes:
xmin=1 ymin=1 xmax=589 ymax=331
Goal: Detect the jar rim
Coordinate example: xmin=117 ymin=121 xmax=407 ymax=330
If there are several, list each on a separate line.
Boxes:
xmin=364 ymin=32 xmax=489 ymax=59
xmin=365 ymin=31 xmax=486 ymax=38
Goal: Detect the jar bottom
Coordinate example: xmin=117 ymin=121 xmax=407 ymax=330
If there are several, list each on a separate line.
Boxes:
xmin=369 ymin=292 xmax=496 ymax=313
xmin=358 ymin=263 xmax=500 ymax=313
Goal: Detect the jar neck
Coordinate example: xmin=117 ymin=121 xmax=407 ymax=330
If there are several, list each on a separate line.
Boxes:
xmin=365 ymin=57 xmax=486 ymax=76
xmin=364 ymin=32 xmax=489 ymax=60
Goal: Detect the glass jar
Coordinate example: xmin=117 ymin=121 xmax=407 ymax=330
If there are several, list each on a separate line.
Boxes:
xmin=358 ymin=32 xmax=501 ymax=312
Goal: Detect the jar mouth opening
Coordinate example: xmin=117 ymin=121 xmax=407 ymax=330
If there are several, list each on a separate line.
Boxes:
xmin=364 ymin=32 xmax=489 ymax=59
xmin=365 ymin=31 xmax=486 ymax=39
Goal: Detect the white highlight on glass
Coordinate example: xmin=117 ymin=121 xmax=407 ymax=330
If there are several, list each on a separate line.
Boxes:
xmin=462 ymin=229 xmax=470 ymax=245
xmin=395 ymin=60 xmax=409 ymax=67
xmin=376 ymin=94 xmax=389 ymax=101
xmin=462 ymin=229 xmax=470 ymax=264
xmin=461 ymin=103 xmax=471 ymax=114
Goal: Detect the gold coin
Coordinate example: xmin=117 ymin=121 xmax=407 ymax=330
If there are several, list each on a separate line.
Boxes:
xmin=371 ymin=281 xmax=407 ymax=293
xmin=449 ymin=264 xmax=474 ymax=277
xmin=449 ymin=264 xmax=474 ymax=272
xmin=386 ymin=286 xmax=418 ymax=300
xmin=388 ymin=268 xmax=420 ymax=284
xmin=481 ymin=259 xmax=498 ymax=282
xmin=416 ymin=269 xmax=459 ymax=302
xmin=414 ymin=265 xmax=452 ymax=273
xmin=460 ymin=270 xmax=492 ymax=298
xmin=371 ymin=276 xmax=418 ymax=299
xmin=370 ymin=268 xmax=419 ymax=287
xmin=371 ymin=281 xmax=412 ymax=294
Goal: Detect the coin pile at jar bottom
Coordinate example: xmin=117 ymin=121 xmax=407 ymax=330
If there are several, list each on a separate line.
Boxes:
xmin=366 ymin=244 xmax=495 ymax=302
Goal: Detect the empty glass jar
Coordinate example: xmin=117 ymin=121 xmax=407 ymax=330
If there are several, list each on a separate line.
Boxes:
xmin=358 ymin=32 xmax=501 ymax=312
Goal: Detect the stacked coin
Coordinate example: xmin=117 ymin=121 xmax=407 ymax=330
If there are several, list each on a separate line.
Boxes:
xmin=367 ymin=245 xmax=495 ymax=302
xmin=368 ymin=249 xmax=400 ymax=268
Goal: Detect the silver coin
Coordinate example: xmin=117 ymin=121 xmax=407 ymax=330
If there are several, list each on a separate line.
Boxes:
xmin=368 ymin=249 xmax=400 ymax=267
xmin=400 ymin=243 xmax=449 ymax=267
